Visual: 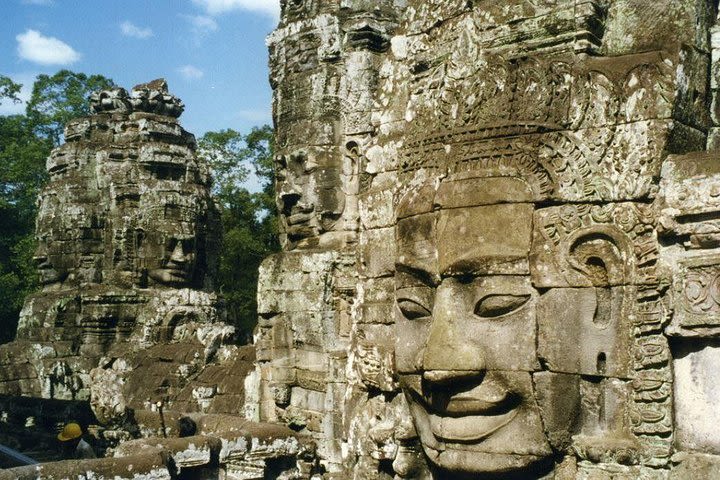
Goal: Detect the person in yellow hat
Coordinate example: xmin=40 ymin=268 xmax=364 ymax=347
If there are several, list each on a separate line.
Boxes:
xmin=58 ymin=422 xmax=96 ymax=459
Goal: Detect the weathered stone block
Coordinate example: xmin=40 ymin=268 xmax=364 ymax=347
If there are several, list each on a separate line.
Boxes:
xmin=437 ymin=204 xmax=533 ymax=276
xmin=359 ymin=188 xmax=395 ymax=229
xmin=538 ymin=288 xmax=634 ymax=378
xmin=533 ymin=371 xmax=581 ymax=452
xmin=359 ymin=302 xmax=394 ymax=325
xmin=670 ymin=452 xmax=720 ymax=479
xmin=602 ymin=0 xmax=712 ymax=55
xmin=672 ymin=339 xmax=720 ymax=454
xmin=360 ymin=227 xmax=395 ymax=277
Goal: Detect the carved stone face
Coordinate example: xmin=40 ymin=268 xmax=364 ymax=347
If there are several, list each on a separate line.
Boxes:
xmin=33 ymin=191 xmax=98 ymax=287
xmin=33 ymin=235 xmax=71 ymax=286
xmin=148 ymin=233 xmax=197 ymax=286
xmin=395 ymin=177 xmax=570 ymax=475
xmin=142 ymin=219 xmax=198 ymax=287
xmin=276 ymin=150 xmax=346 ymax=245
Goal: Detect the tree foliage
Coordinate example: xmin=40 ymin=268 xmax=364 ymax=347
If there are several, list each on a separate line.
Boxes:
xmin=198 ymin=125 xmax=278 ymax=340
xmin=0 ymin=76 xmax=22 ymax=106
xmin=26 ymin=70 xmax=115 ymax=144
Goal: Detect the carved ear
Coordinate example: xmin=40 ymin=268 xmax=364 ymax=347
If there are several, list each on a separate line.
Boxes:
xmin=567 ymin=230 xmax=628 ymax=286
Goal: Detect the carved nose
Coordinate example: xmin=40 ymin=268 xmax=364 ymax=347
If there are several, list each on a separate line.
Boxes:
xmin=422 ymin=282 xmax=486 ymax=381
xmin=422 ymin=345 xmax=486 ymax=386
xmin=169 ymin=243 xmax=187 ymax=263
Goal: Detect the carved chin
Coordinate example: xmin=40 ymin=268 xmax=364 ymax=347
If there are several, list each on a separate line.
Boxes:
xmin=407 ymin=399 xmax=551 ymax=476
xmin=424 ymin=447 xmax=545 ymax=475
xmin=149 ymin=268 xmax=191 ymax=286
xmin=286 ymin=223 xmax=315 ymax=240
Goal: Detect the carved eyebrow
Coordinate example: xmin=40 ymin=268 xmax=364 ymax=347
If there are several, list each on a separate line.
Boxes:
xmin=395 ymin=263 xmax=438 ymax=287
xmin=440 ymin=256 xmax=530 ymax=278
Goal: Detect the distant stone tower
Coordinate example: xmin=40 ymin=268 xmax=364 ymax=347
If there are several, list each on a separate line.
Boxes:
xmin=0 ymin=80 xmax=230 ymax=410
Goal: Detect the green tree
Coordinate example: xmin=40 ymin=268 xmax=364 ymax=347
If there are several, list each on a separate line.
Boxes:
xmin=198 ymin=125 xmax=278 ymax=340
xmin=0 ymin=76 xmax=50 ymax=343
xmin=26 ymin=70 xmax=115 ymax=144
xmin=0 ymin=71 xmax=113 ymax=343
xmin=0 ymin=76 xmax=21 ymax=106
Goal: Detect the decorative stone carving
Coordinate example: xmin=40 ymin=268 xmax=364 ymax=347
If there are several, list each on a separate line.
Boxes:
xmin=255 ymin=1 xmax=720 ymax=478
xmin=9 ymin=1 xmax=720 ymax=478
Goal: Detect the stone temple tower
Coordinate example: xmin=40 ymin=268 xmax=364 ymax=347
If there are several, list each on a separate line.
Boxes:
xmin=0 ymin=80 xmax=229 ymax=409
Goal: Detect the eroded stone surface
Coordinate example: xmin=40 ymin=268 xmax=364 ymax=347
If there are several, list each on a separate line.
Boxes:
xmin=251 ymin=1 xmax=720 ymax=478
xmin=7 ymin=1 xmax=720 ymax=479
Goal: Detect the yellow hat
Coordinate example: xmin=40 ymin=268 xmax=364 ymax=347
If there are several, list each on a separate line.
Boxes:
xmin=58 ymin=422 xmax=82 ymax=441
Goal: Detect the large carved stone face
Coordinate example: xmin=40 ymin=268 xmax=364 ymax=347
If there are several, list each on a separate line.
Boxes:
xmin=33 ymin=234 xmax=71 ymax=286
xmin=147 ymin=231 xmax=197 ymax=286
xmin=276 ymin=149 xmax=346 ymax=246
xmin=33 ymin=191 xmax=101 ymax=287
xmin=395 ymin=176 xmax=573 ymax=476
xmin=143 ymin=223 xmax=197 ymax=287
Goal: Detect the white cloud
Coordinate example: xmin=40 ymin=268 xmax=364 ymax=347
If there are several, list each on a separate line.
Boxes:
xmin=16 ymin=29 xmax=80 ymax=65
xmin=181 ymin=14 xmax=218 ymax=35
xmin=0 ymin=73 xmax=35 ymax=115
xmin=192 ymin=0 xmax=280 ymax=19
xmin=178 ymin=65 xmax=204 ymax=80
xmin=120 ymin=21 xmax=153 ymax=39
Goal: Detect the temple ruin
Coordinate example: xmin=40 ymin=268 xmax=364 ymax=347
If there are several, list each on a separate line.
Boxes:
xmin=255 ymin=0 xmax=720 ymax=478
xmin=0 ymin=80 xmax=310 ymax=478
xmin=5 ymin=0 xmax=720 ymax=479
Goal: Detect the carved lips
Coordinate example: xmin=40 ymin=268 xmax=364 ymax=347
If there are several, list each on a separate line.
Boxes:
xmin=430 ymin=410 xmax=518 ymax=443
xmin=415 ymin=372 xmax=520 ymax=444
xmin=37 ymin=262 xmax=62 ymax=285
xmin=286 ymin=204 xmax=315 ymax=227
xmin=285 ymin=203 xmax=317 ymax=240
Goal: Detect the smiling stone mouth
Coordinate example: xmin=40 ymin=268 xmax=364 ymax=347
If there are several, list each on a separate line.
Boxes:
xmin=419 ymin=374 xmax=520 ymax=414
xmin=421 ymin=390 xmax=520 ymax=416
xmin=163 ymin=267 xmax=189 ymax=277
xmin=429 ymin=409 xmax=519 ymax=443
xmin=408 ymin=378 xmax=522 ymax=443
xmin=286 ymin=210 xmax=315 ymax=226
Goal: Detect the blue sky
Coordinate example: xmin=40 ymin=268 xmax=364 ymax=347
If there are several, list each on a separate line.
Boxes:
xmin=1 ymin=0 xmax=280 ymax=137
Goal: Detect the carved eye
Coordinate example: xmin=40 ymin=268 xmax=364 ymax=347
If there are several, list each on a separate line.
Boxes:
xmin=474 ymin=294 xmax=531 ymax=318
xmin=397 ymin=299 xmax=431 ymax=321
xmin=303 ymin=161 xmax=318 ymax=174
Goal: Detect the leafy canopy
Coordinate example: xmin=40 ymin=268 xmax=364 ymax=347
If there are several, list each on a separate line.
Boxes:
xmin=26 ymin=70 xmax=115 ymax=144
xmin=0 ymin=71 xmax=113 ymax=342
xmin=0 ymin=76 xmax=22 ymax=106
xmin=198 ymin=125 xmax=278 ymax=339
